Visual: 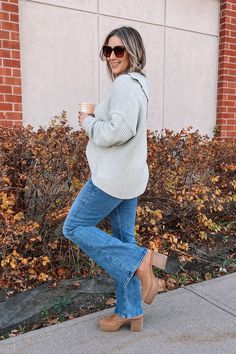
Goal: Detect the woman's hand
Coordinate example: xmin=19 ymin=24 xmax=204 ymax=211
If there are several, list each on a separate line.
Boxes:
xmin=78 ymin=112 xmax=89 ymax=127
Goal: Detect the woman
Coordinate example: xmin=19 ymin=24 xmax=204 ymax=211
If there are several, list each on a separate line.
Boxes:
xmin=63 ymin=26 xmax=167 ymax=332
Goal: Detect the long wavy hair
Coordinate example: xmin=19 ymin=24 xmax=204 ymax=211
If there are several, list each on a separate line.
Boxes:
xmin=100 ymin=26 xmax=146 ymax=80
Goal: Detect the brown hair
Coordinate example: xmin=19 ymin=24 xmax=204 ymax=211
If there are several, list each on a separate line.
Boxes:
xmin=100 ymin=26 xmax=146 ymax=80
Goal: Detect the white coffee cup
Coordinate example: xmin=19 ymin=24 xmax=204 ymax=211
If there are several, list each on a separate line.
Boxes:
xmin=79 ymin=103 xmax=95 ymax=115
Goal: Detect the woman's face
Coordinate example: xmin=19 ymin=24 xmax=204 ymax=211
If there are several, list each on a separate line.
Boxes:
xmin=106 ymin=35 xmax=130 ymax=76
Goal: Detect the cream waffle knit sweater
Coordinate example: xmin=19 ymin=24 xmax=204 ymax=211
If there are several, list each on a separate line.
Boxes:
xmin=82 ymin=72 xmax=149 ymax=199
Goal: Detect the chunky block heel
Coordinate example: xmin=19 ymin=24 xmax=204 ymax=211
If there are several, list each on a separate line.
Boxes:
xmin=98 ymin=314 xmax=144 ymax=332
xmin=130 ymin=316 xmax=144 ymax=331
xmin=152 ymin=252 xmax=168 ymax=270
xmin=135 ymin=249 xmax=168 ymax=305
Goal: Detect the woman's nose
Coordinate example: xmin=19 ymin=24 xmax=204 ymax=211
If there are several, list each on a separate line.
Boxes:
xmin=109 ymin=51 xmax=116 ymax=59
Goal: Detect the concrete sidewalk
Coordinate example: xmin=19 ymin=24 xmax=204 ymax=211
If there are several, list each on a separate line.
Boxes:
xmin=0 ymin=273 xmax=235 ymax=354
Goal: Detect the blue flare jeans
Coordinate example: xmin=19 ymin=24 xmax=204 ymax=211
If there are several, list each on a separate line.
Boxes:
xmin=63 ymin=178 xmax=148 ymax=318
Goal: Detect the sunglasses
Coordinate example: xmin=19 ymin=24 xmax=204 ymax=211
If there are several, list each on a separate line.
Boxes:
xmin=102 ymin=45 xmax=126 ymax=58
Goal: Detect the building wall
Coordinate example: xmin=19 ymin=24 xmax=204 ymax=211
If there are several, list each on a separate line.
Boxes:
xmin=216 ymin=0 xmax=236 ymax=140
xmin=17 ymin=0 xmax=220 ymax=135
xmin=1 ymin=1 xmax=235 ymax=140
xmin=0 ymin=0 xmax=22 ymax=126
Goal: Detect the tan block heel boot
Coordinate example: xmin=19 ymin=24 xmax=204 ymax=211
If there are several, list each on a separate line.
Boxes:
xmin=98 ymin=313 xmax=144 ymax=332
xmin=135 ymin=249 xmax=167 ymax=305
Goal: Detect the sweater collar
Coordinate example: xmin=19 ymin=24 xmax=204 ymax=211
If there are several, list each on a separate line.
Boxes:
xmin=127 ymin=72 xmax=149 ymax=100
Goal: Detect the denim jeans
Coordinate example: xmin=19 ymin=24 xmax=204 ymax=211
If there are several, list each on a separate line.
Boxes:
xmin=63 ymin=178 xmax=148 ymax=318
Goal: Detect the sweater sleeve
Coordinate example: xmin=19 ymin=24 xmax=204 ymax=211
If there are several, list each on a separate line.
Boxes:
xmin=82 ymin=75 xmax=139 ymax=148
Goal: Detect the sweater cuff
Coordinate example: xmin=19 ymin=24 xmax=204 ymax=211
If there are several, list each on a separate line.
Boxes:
xmin=81 ymin=115 xmax=94 ymax=133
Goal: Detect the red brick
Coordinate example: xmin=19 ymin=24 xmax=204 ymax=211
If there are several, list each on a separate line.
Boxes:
xmin=219 ymin=43 xmax=230 ymax=51
xmin=0 ymin=30 xmax=10 ymax=40
xmin=228 ymin=69 xmax=236 ymax=76
xmin=2 ymin=21 xmax=19 ymax=32
xmin=221 ymin=75 xmax=236 ymax=82
xmin=8 ymin=0 xmax=19 ymax=4
xmin=229 ymin=43 xmax=236 ymax=50
xmin=0 ymin=94 xmax=5 ymax=102
xmin=13 ymin=86 xmax=21 ymax=94
xmin=218 ymin=87 xmax=235 ymax=94
xmin=11 ymin=50 xmax=20 ymax=59
xmin=0 ymin=67 xmax=12 ymax=76
xmin=3 ymin=58 xmax=20 ymax=68
xmin=227 ymin=106 xmax=236 ymax=112
xmin=219 ymin=69 xmax=228 ymax=76
xmin=220 ymin=29 xmax=231 ymax=37
xmin=0 ymin=12 xmax=9 ymax=21
xmin=13 ymin=120 xmax=22 ymax=126
xmin=226 ymin=131 xmax=236 ymax=137
xmin=2 ymin=3 xmax=18 ymax=13
xmin=221 ymin=125 xmax=236 ymax=131
xmin=10 ymin=14 xmax=19 ymax=22
xmin=10 ymin=32 xmax=19 ymax=41
xmin=227 ymin=23 xmax=236 ymax=31
xmin=14 ymin=103 xmax=22 ymax=111
xmin=220 ymin=2 xmax=227 ymax=11
xmin=225 ymin=119 xmax=236 ymax=124
xmin=227 ymin=94 xmax=236 ymax=100
xmin=231 ymin=17 xmax=236 ymax=25
xmin=220 ymin=18 xmax=232 ymax=27
xmin=4 ymin=112 xmax=22 ymax=120
xmin=228 ymin=82 xmax=236 ymax=88
xmin=223 ymin=9 xmax=236 ymax=18
xmin=217 ymin=81 xmax=228 ymax=88
xmin=217 ymin=94 xmax=228 ymax=100
xmin=222 ymin=36 xmax=236 ymax=44
xmin=216 ymin=118 xmax=227 ymax=125
xmin=219 ymin=100 xmax=236 ymax=106
xmin=5 ymin=94 xmax=21 ymax=103
xmin=4 ymin=76 xmax=21 ymax=85
xmin=223 ymin=127 xmax=236 ymax=133
xmin=218 ymin=55 xmax=228 ymax=63
xmin=0 ymin=49 xmax=11 ymax=58
xmin=0 ymin=85 xmax=12 ymax=93
xmin=219 ymin=62 xmax=236 ymax=70
xmin=0 ymin=103 xmax=13 ymax=111
xmin=220 ymin=49 xmax=236 ymax=57
xmin=218 ymin=112 xmax=235 ymax=118
xmin=231 ymin=30 xmax=236 ymax=38
xmin=1 ymin=120 xmax=14 ymax=127
xmin=12 ymin=68 xmax=21 ymax=77
xmin=0 ymin=77 xmax=3 ymax=85
xmin=2 ymin=40 xmax=19 ymax=50
xmin=217 ymin=106 xmax=227 ymax=113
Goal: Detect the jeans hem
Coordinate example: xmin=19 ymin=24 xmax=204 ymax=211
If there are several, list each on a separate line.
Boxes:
xmin=123 ymin=247 xmax=148 ymax=289
xmin=114 ymin=310 xmax=143 ymax=319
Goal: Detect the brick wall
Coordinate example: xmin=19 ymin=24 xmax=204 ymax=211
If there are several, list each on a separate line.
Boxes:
xmin=217 ymin=0 xmax=236 ymax=140
xmin=0 ymin=0 xmax=22 ymax=126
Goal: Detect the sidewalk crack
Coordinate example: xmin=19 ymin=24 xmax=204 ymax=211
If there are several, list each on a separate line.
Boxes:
xmin=183 ymin=287 xmax=236 ymax=318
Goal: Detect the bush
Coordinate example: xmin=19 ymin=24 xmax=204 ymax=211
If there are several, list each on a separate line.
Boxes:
xmin=0 ymin=113 xmax=90 ymax=290
xmin=138 ymin=128 xmax=236 ymax=254
xmin=0 ymin=116 xmax=235 ymax=293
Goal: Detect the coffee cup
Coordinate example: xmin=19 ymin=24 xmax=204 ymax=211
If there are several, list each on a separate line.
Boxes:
xmin=79 ymin=103 xmax=95 ymax=116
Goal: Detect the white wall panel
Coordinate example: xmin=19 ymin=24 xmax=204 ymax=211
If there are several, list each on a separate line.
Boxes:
xmin=99 ymin=0 xmax=165 ymax=25
xmin=27 ymin=0 xmax=97 ymax=12
xmin=164 ymin=28 xmax=219 ymax=135
xmin=20 ymin=0 xmax=98 ymax=128
xmin=166 ymin=0 xmax=220 ymax=35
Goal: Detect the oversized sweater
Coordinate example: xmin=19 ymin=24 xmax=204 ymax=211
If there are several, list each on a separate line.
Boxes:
xmin=82 ymin=72 xmax=149 ymax=199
